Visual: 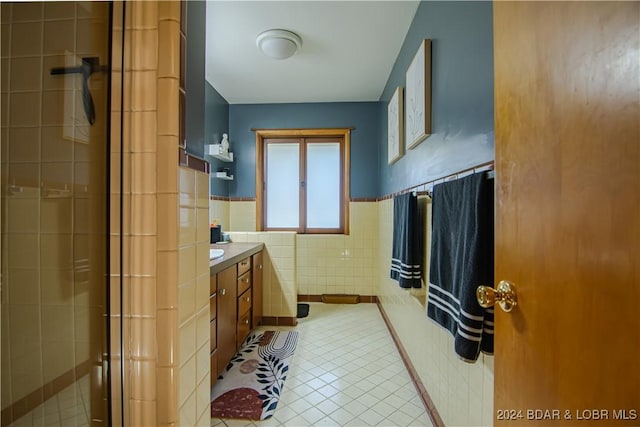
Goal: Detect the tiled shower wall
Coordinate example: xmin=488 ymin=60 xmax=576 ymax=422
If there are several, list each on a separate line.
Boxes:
xmin=1 ymin=1 xmax=109 ymax=421
xmin=114 ymin=2 xmax=209 ymax=426
xmin=377 ymin=198 xmax=494 ymax=427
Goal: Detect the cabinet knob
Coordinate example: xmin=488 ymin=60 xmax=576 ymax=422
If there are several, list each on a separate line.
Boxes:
xmin=220 ymin=288 xmax=226 ymax=296
xmin=243 ymin=318 xmax=249 ymax=325
xmin=245 ymin=296 xmax=250 ymax=302
xmin=258 ymin=264 xmax=263 ymax=270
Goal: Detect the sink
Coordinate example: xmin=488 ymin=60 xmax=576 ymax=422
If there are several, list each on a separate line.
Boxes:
xmin=210 ymin=248 xmax=225 ymax=260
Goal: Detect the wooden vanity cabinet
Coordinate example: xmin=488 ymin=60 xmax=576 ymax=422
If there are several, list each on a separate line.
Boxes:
xmin=211 ymin=249 xmax=264 ymax=380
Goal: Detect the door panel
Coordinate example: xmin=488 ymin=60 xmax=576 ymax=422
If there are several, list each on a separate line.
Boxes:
xmin=494 ymin=2 xmax=639 ymax=425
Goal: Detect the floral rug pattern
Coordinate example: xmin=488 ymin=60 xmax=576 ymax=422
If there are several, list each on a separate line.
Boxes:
xmin=211 ymin=330 xmax=299 ymax=420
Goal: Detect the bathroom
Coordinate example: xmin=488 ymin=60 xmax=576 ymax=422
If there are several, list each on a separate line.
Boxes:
xmin=1 ymin=1 xmax=638 ymax=427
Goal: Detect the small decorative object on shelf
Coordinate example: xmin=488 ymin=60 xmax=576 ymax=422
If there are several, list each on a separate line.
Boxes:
xmin=220 ymin=133 xmax=230 ymax=153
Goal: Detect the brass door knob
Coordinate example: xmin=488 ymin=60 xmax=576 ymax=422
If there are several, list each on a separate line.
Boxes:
xmin=476 ymin=280 xmax=518 ymax=312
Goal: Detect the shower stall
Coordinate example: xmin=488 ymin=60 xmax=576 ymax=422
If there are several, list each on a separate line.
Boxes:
xmin=1 ymin=2 xmax=123 ymax=425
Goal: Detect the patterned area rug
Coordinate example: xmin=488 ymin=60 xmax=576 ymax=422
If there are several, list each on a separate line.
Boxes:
xmin=211 ymin=330 xmax=298 ymax=420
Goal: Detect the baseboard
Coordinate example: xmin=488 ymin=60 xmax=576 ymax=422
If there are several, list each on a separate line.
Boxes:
xmin=297 ymin=294 xmax=378 ymax=303
xmin=260 ymin=316 xmax=298 ymax=326
xmin=376 ymin=301 xmax=445 ymax=427
xmin=1 ymin=359 xmax=92 ymax=426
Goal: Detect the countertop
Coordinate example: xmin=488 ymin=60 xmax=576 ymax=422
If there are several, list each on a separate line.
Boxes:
xmin=209 ymin=242 xmax=264 ymax=274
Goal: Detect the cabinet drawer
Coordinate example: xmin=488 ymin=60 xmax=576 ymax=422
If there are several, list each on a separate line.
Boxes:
xmin=238 ymin=257 xmax=251 ymax=276
xmin=238 ymin=289 xmax=251 ymax=318
xmin=209 ymin=293 xmax=217 ymax=321
xmin=210 ymin=319 xmax=217 ymax=353
xmin=237 ymin=312 xmax=251 ymax=348
xmin=237 ymin=270 xmax=251 ymax=295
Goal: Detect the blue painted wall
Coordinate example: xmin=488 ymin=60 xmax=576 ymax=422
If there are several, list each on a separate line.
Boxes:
xmin=378 ymin=1 xmax=494 ymax=196
xmin=205 ymin=82 xmax=230 ymax=197
xmin=228 ymin=103 xmax=381 ymax=199
xmin=185 ymin=0 xmax=206 ymax=158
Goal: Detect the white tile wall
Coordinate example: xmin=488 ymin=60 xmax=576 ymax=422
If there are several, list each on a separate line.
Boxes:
xmin=297 ymin=202 xmax=378 ymax=297
xmin=377 ymin=198 xmax=493 ymax=426
xmin=226 ymin=231 xmax=297 ymax=318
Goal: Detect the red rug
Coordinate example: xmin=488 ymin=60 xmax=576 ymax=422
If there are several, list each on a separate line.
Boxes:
xmin=211 ymin=330 xmax=298 ymax=420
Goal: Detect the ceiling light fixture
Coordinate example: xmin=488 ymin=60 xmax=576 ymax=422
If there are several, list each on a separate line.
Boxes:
xmin=256 ymin=29 xmax=302 ymax=60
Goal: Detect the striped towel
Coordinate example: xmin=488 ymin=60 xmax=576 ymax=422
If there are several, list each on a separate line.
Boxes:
xmin=390 ymin=192 xmax=423 ymax=288
xmin=427 ymin=172 xmax=494 ymax=362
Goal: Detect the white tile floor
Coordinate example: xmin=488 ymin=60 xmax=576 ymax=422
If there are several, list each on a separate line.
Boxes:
xmin=6 ymin=303 xmax=432 ymax=427
xmin=212 ymin=303 xmax=433 ymax=427
xmin=7 ymin=375 xmax=90 ymax=427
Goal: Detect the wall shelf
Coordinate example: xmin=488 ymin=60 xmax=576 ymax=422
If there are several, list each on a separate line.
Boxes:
xmin=207 ymin=144 xmax=233 ymax=162
xmin=214 ymin=172 xmax=234 ymax=180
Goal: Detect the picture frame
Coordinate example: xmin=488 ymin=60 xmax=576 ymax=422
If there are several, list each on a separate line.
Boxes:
xmin=387 ymin=86 xmax=404 ymax=164
xmin=405 ymin=39 xmax=432 ymax=150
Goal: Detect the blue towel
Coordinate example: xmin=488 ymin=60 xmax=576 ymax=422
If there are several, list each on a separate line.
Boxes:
xmin=427 ymin=172 xmax=494 ymax=362
xmin=390 ymin=192 xmax=423 ymax=288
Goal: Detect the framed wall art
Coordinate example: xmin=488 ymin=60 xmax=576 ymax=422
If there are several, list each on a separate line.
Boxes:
xmin=405 ymin=39 xmax=432 ymax=150
xmin=387 ymin=86 xmax=404 ymax=164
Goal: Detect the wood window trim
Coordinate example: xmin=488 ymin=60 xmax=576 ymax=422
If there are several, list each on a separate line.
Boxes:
xmin=255 ymin=128 xmax=351 ymax=235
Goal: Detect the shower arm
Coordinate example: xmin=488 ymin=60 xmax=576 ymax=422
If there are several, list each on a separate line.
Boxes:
xmin=50 ymin=57 xmax=110 ymax=126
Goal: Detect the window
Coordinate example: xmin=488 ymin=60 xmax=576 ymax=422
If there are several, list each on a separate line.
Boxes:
xmin=256 ymin=129 xmax=351 ymax=234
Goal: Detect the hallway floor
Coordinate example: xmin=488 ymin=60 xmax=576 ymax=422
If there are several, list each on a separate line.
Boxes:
xmin=212 ymin=303 xmax=433 ymax=427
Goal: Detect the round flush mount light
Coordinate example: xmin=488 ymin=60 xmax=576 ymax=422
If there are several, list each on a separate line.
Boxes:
xmin=256 ymin=29 xmax=303 ymax=60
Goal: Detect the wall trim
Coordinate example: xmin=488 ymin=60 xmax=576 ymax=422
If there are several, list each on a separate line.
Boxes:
xmin=229 ymin=197 xmax=256 ymax=202
xmin=350 ymin=197 xmax=378 ymax=202
xmin=376 ymin=301 xmax=445 ymax=427
xmin=213 ymin=163 xmax=493 ymax=204
xmin=1 ymin=359 xmax=92 ymax=426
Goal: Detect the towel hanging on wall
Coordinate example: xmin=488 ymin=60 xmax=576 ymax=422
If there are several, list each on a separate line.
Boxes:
xmin=390 ymin=192 xmax=423 ymax=288
xmin=427 ymin=172 xmax=494 ymax=362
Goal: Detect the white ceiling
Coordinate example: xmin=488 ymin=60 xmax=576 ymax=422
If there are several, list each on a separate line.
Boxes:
xmin=205 ymin=1 xmax=420 ymax=104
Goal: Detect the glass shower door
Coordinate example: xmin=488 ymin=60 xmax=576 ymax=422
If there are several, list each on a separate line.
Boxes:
xmin=1 ymin=2 xmax=118 ymax=425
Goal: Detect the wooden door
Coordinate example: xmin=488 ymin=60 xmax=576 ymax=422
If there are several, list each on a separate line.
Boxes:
xmin=494 ymin=2 xmax=639 ymax=425
xmin=252 ymin=252 xmax=263 ymax=327
xmin=216 ymin=265 xmax=237 ymax=376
